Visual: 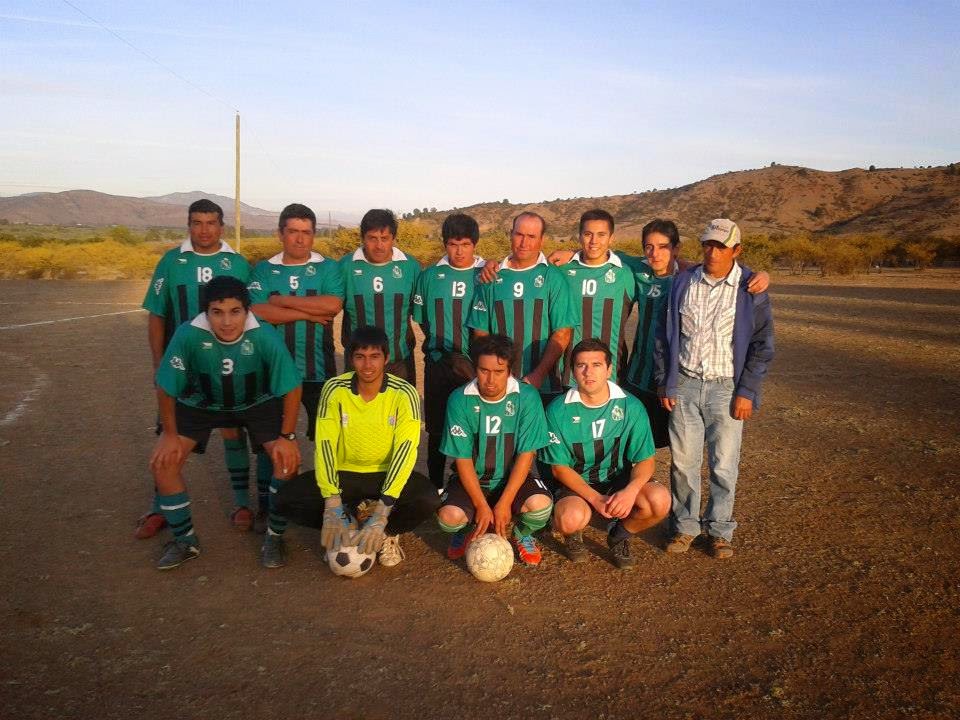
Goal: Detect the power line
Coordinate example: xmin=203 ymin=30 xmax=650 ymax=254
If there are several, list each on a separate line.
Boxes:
xmin=59 ymin=0 xmax=237 ymax=113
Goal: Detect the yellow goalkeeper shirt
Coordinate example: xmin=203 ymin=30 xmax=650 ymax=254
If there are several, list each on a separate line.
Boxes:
xmin=314 ymin=371 xmax=421 ymax=499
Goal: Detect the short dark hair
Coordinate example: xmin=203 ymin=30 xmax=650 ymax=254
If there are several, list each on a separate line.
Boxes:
xmin=579 ymin=209 xmax=614 ymax=235
xmin=469 ymin=334 xmax=515 ymax=367
xmin=188 ymin=199 xmax=224 ymax=225
xmin=570 ymin=338 xmax=612 ymax=367
xmin=642 ymin=218 xmax=680 ymax=247
xmin=360 ymin=209 xmax=398 ymax=238
xmin=348 ymin=325 xmax=389 ymax=357
xmin=442 ymin=213 xmax=479 ymax=244
xmin=201 ymin=275 xmax=250 ymax=311
xmin=511 ymin=211 xmax=546 ymax=237
xmin=279 ymin=203 xmax=316 ymax=232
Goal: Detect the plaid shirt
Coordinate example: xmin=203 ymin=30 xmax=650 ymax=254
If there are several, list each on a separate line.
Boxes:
xmin=678 ymin=263 xmax=741 ymax=379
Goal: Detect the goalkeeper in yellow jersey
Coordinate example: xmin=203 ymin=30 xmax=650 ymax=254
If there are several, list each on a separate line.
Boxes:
xmin=275 ymin=326 xmax=439 ymax=566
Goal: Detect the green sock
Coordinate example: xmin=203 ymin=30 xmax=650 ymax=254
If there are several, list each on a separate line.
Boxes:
xmin=438 ymin=518 xmax=470 ymax=534
xmin=267 ymin=477 xmax=287 ymax=537
xmin=224 ymin=435 xmax=250 ymax=508
xmin=513 ymin=504 xmax=553 ymax=538
xmin=159 ymin=491 xmax=198 ymax=547
xmin=256 ymin=453 xmax=272 ymax=513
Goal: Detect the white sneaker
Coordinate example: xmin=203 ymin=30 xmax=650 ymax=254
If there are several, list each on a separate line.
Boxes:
xmin=378 ymin=535 xmax=405 ymax=567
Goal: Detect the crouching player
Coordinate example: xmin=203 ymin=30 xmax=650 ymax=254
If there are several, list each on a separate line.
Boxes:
xmin=437 ymin=335 xmax=553 ymax=566
xmin=542 ymin=339 xmax=669 ymax=569
xmin=149 ymin=276 xmax=303 ymax=570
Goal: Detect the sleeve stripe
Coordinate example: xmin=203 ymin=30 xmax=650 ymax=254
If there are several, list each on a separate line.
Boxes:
xmin=320 ymin=439 xmax=339 ymax=493
xmin=383 ymin=440 xmax=412 ymax=495
xmin=386 ymin=380 xmax=421 ymax=421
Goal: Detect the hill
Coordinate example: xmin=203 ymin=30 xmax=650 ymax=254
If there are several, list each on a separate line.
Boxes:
xmin=420 ymin=164 xmax=960 ymax=242
xmin=144 ymin=191 xmax=278 ymax=218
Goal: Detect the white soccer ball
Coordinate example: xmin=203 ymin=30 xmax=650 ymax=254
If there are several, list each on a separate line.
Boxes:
xmin=326 ymin=544 xmax=376 ymax=578
xmin=465 ymin=533 xmax=514 ymax=582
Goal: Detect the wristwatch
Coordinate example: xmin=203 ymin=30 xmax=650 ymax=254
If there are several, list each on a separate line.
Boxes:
xmin=279 ymin=432 xmax=296 ymax=441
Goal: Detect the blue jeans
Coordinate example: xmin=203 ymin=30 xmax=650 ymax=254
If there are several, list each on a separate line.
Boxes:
xmin=668 ymin=374 xmax=743 ymax=542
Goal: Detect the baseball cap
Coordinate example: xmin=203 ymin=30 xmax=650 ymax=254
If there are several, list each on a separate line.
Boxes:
xmin=700 ymin=218 xmax=741 ymax=247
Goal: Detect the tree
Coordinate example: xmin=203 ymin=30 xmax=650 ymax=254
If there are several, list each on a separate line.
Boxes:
xmin=109 ymin=225 xmax=138 ymax=244
xmin=144 ymin=228 xmax=162 ymax=243
xmin=778 ymin=235 xmax=820 ymax=275
xmin=903 ymin=242 xmax=935 ymax=270
xmin=852 ymin=234 xmax=896 ymax=272
xmin=820 ymin=239 xmax=865 ymax=276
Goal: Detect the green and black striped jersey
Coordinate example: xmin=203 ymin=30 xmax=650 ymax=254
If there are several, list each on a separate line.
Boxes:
xmin=540 ymin=381 xmax=654 ymax=486
xmin=621 ymin=255 xmax=675 ymax=393
xmin=440 ymin=378 xmax=550 ymax=491
xmin=156 ymin=313 xmax=301 ymax=411
xmin=412 ymin=255 xmax=485 ymax=361
xmin=466 ymin=254 xmax=576 ymax=394
xmin=339 ymin=247 xmax=420 ymax=363
xmin=248 ymin=252 xmax=344 ymax=384
xmin=560 ymin=252 xmax=636 ymax=385
xmin=142 ymin=240 xmax=251 ymax=344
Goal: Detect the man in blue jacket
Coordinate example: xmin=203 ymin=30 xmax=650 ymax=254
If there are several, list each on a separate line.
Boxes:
xmin=655 ymin=219 xmax=774 ymax=559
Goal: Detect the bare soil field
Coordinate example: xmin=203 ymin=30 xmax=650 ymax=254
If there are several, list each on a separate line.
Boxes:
xmin=1 ymin=270 xmax=958 ymax=720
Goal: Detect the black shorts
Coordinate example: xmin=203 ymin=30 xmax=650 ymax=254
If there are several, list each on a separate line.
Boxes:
xmin=553 ymin=470 xmax=631 ymax=503
xmin=175 ymin=399 xmax=283 ymax=454
xmin=623 ymin=384 xmax=670 ymax=449
xmin=424 ymin=353 xmax=474 ymax=433
xmin=440 ymin=474 xmax=552 ymax=518
xmin=301 ymin=381 xmax=323 ymax=441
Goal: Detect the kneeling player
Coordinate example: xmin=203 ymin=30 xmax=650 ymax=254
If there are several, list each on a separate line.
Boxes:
xmin=437 ymin=335 xmax=553 ymax=566
xmin=149 ymin=276 xmax=302 ymax=570
xmin=542 ymin=339 xmax=669 ymax=569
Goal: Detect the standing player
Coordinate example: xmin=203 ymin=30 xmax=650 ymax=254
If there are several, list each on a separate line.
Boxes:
xmin=557 ymin=209 xmax=636 ymax=387
xmin=138 ymin=199 xmax=254 ymax=539
xmin=248 ymin=203 xmax=344 ymax=531
xmin=412 ymin=213 xmax=485 ymax=489
xmin=542 ymin=339 xmax=669 ymax=568
xmin=467 ymin=212 xmax=575 ymax=405
xmin=437 ymin=335 xmax=554 ymax=566
xmin=149 ymin=276 xmax=302 ymax=570
xmin=275 ymin=326 xmax=440 ymax=566
xmin=339 ymin=209 xmax=420 ymax=381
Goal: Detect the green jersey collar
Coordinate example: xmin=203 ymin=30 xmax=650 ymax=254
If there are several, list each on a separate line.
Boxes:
xmin=563 ymin=380 xmax=627 ymax=406
xmin=499 ymin=253 xmax=548 ymax=272
xmin=190 ymin=311 xmax=260 ymax=341
xmin=572 ymin=251 xmax=623 ymax=268
xmin=351 ymin=246 xmax=409 ymax=264
xmin=462 ymin=376 xmax=521 ymax=401
xmin=437 ymin=255 xmax=485 ymax=268
xmin=267 ymin=251 xmax=325 ymax=266
xmin=179 ymin=239 xmax=238 ymax=255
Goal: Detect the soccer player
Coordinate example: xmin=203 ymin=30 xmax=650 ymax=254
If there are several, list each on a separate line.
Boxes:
xmin=412 ymin=213 xmax=485 ymax=489
xmin=556 ymin=209 xmax=636 ymax=387
xmin=467 ymin=212 xmax=575 ymax=405
xmin=149 ymin=276 xmax=302 ymax=570
xmin=275 ymin=326 xmax=440 ymax=566
xmin=248 ymin=203 xmax=344 ymax=528
xmin=139 ymin=199 xmax=254 ymax=540
xmin=437 ymin=335 xmax=554 ymax=566
xmin=542 ymin=339 xmax=668 ymax=568
xmin=656 ymin=219 xmax=774 ymax=559
xmin=339 ymin=209 xmax=420 ymax=382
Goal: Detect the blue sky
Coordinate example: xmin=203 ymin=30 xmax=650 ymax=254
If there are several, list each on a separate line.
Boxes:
xmin=2 ymin=1 xmax=958 ymax=217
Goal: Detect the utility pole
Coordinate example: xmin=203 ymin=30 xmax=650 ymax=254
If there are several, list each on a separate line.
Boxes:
xmin=234 ymin=112 xmax=241 ymax=251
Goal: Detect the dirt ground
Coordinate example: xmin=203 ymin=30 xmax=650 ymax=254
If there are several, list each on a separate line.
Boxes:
xmin=1 ymin=270 xmax=958 ymax=720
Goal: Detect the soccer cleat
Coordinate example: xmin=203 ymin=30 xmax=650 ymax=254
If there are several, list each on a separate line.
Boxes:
xmin=156 ymin=541 xmax=200 ymax=570
xmin=665 ymin=533 xmax=696 ymax=554
xmin=709 ymin=536 xmax=734 ymax=559
xmin=253 ymin=509 xmax=269 ymax=535
xmin=378 ymin=535 xmax=405 ymax=567
xmin=446 ymin=531 xmax=471 ymax=560
xmin=231 ymin=506 xmax=253 ymax=532
xmin=134 ymin=512 xmax=167 ymax=540
xmin=607 ymin=534 xmax=636 ymax=570
xmin=260 ymin=535 xmax=287 ymax=569
xmin=564 ymin=531 xmax=588 ymax=563
xmin=510 ymin=534 xmax=542 ymax=566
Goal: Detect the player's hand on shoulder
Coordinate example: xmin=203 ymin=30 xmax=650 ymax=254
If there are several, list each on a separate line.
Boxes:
xmin=478 ymin=260 xmax=499 ymax=284
xmin=547 ymin=249 xmax=575 ymax=266
xmin=747 ymin=270 xmax=770 ymax=294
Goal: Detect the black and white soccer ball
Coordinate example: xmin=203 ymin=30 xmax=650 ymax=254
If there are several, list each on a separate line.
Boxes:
xmin=326 ymin=544 xmax=375 ymax=578
xmin=465 ymin=533 xmax=514 ymax=582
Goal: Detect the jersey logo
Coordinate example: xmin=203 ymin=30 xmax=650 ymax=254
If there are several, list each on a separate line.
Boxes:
xmin=473 ymin=406 xmax=480 ymax=413
xmin=248 ymin=281 xmax=262 ymax=291
xmin=567 ymin=269 xmax=576 ymax=276
xmin=341 ymin=412 xmax=349 ymax=426
xmin=413 ymin=294 xmax=423 ymax=306
xmin=437 ymin=273 xmax=445 ymax=279
xmin=388 ymin=415 xmax=396 ymax=426
xmin=548 ymin=431 xmax=562 ymax=445
xmin=354 ymin=269 xmax=363 ymax=275
xmin=604 ymin=269 xmax=616 ymax=284
xmin=170 ymin=356 xmax=185 ymax=370
xmin=153 ymin=278 xmax=165 ymax=295
xmin=306 ymin=265 xmax=317 ymax=276
xmin=534 ymin=275 xmax=544 ymax=288
xmin=272 ymin=269 xmax=281 ymax=275
xmin=449 ymin=425 xmax=468 ymax=438
xmin=240 ymin=339 xmax=254 ymax=356
xmin=392 ymin=266 xmax=403 ymax=279
xmin=177 ymin=258 xmax=188 ymax=264
xmin=472 ymin=300 xmax=487 ymax=312
xmin=504 ymin=400 xmax=515 ymax=417
xmin=611 ymin=405 xmax=624 ymax=421
xmin=220 ymin=257 xmax=232 ymax=270
xmin=572 ymin=416 xmax=580 ymax=424
xmin=201 ymin=341 xmax=213 ymax=350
